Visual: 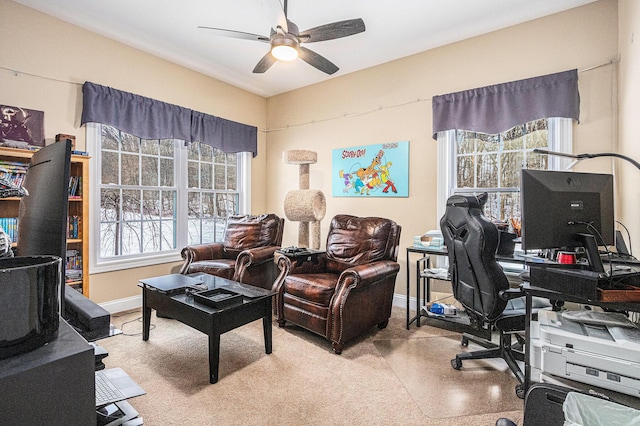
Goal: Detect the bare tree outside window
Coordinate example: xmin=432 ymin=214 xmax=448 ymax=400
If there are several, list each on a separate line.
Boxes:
xmin=453 ymin=119 xmax=549 ymax=223
xmin=186 ymin=142 xmax=238 ymax=245
xmin=97 ymin=125 xmax=239 ymax=259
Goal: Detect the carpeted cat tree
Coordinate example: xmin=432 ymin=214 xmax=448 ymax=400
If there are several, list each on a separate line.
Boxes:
xmin=283 ymin=150 xmax=326 ymax=249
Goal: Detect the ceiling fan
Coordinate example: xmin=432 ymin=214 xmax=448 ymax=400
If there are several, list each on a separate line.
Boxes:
xmin=198 ymin=0 xmax=365 ymax=75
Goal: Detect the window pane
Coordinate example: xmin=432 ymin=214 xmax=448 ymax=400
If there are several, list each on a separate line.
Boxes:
xmin=141 ymin=156 xmax=158 ymax=186
xmin=201 ymin=163 xmax=213 ymax=189
xmin=214 ymin=164 xmax=226 ymax=190
xmin=99 ymin=222 xmax=117 ymax=257
xmin=161 ymin=219 xmax=176 ymax=250
xmin=228 ymin=166 xmax=237 ymax=191
xmin=141 ymin=139 xmax=158 ymax=155
xmin=121 ymin=133 xmax=139 ymax=153
xmin=188 ymin=142 xmax=199 ymax=160
xmin=142 ymin=221 xmax=161 ymax=253
xmin=188 ymin=192 xmax=201 ymax=219
xmin=201 ymin=144 xmax=213 ymax=162
xmin=457 ymin=155 xmax=474 ymax=188
xmin=187 ymin=219 xmax=201 ymax=246
xmin=500 ymin=152 xmax=523 ymax=187
xmin=121 ymin=154 xmax=140 ymax=186
xmin=162 ymin=191 xmax=176 ymax=219
xmin=143 ymin=190 xmax=160 ymax=218
xmin=101 ymin=126 xmax=119 ymax=150
xmin=101 ymin=151 xmax=119 ymax=185
xmin=100 ymin=189 xmax=120 ymax=222
xmin=188 ymin=161 xmax=199 ymax=188
xmin=121 ymin=221 xmax=141 ymax=255
xmin=159 ymin=158 xmax=174 ymax=187
xmin=159 ymin=139 xmax=174 ymax=157
xmin=476 ymin=153 xmax=498 ymax=188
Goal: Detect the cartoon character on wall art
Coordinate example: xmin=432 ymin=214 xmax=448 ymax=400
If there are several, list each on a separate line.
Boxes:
xmin=332 ymin=141 xmax=409 ymax=197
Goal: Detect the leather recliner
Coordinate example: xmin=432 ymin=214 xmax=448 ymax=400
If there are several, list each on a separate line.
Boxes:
xmin=273 ymin=214 xmax=402 ymax=354
xmin=180 ymin=213 xmax=284 ymax=290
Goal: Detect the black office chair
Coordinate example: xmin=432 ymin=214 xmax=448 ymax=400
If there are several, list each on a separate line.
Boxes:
xmin=440 ymin=193 xmax=549 ymax=398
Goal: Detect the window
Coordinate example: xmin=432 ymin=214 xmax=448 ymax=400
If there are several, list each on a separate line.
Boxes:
xmin=437 ymin=117 xmax=573 ymax=225
xmin=88 ymin=124 xmax=250 ymax=272
xmin=186 ymin=142 xmax=239 ymax=246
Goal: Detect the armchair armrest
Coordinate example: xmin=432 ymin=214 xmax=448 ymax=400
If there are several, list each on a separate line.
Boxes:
xmin=233 ymin=245 xmax=281 ymax=282
xmin=337 ymin=260 xmax=400 ymax=291
xmin=179 ymin=242 xmax=225 ymax=274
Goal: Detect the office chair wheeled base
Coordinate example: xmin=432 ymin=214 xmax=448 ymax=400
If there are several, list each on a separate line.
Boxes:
xmin=451 ymin=331 xmax=527 ymax=399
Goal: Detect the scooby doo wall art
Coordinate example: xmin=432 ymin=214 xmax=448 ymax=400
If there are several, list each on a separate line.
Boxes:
xmin=332 ymin=141 xmax=409 ymax=198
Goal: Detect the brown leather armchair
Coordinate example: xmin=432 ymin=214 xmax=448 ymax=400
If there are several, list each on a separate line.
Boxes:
xmin=273 ymin=214 xmax=401 ymax=354
xmin=180 ymin=214 xmax=284 ymax=290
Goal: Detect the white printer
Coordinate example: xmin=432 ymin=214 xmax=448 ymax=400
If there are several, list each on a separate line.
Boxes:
xmin=538 ymin=309 xmax=640 ymax=397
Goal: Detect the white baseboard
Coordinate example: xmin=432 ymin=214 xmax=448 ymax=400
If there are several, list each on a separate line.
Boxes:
xmin=101 ymin=293 xmax=423 ymax=315
xmin=99 ymin=295 xmax=142 ymax=314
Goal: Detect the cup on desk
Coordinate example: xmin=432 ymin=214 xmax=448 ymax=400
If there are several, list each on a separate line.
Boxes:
xmin=557 ymin=251 xmax=577 ymax=264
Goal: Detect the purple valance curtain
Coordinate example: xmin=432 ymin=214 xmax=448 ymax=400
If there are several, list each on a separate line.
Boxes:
xmin=81 ymin=81 xmax=257 ymax=156
xmin=431 ymin=69 xmax=580 ymax=139
xmin=191 ymin=111 xmax=257 ymax=155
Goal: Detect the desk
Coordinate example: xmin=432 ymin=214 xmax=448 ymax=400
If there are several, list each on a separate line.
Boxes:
xmin=405 ymin=246 xmax=448 ymax=329
xmin=406 ymin=246 xmax=536 ymax=331
xmin=523 ymin=281 xmax=640 ymax=395
xmin=0 ymin=319 xmax=95 ymax=425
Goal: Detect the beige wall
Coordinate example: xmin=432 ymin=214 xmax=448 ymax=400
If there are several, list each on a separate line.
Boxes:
xmin=617 ymin=0 xmax=640 ymax=253
xmin=1 ymin=0 xmax=625 ymax=306
xmin=0 ymin=0 xmax=268 ymax=303
xmin=266 ymin=0 xmax=619 ymax=298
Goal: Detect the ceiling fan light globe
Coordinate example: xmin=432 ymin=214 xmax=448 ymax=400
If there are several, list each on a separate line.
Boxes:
xmin=272 ymin=44 xmax=298 ymax=61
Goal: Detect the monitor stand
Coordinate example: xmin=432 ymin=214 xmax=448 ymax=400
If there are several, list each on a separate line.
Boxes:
xmin=577 ymin=232 xmax=605 ymax=273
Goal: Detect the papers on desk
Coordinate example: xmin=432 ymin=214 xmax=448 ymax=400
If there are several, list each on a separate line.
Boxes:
xmin=421 ymin=268 xmax=449 ymax=280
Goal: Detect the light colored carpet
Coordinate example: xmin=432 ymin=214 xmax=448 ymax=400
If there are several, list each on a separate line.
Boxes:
xmin=99 ymin=308 xmax=523 ymax=425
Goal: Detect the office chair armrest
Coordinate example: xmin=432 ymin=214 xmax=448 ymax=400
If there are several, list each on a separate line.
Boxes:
xmin=179 ymin=243 xmax=225 ymax=274
xmin=498 ymin=287 xmax=524 ymax=301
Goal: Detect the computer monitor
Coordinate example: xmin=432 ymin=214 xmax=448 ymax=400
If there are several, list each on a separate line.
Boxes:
xmin=521 ymin=169 xmax=614 ymax=270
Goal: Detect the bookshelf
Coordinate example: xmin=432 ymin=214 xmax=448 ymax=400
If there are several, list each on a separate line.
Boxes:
xmin=0 ymin=146 xmax=90 ymax=296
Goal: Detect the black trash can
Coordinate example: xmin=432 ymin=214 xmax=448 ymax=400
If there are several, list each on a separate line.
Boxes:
xmin=0 ymin=256 xmax=62 ymax=359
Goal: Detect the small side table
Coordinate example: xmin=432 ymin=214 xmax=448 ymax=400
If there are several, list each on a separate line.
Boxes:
xmin=275 ymin=248 xmax=325 ymax=266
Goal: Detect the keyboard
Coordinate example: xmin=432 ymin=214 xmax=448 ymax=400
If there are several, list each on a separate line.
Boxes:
xmin=95 ymin=370 xmax=126 ymax=407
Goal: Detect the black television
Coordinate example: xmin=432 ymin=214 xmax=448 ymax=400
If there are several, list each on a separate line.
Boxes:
xmin=521 ymin=169 xmax=614 ymax=271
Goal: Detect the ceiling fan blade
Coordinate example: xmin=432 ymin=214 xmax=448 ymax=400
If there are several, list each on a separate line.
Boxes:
xmin=262 ymin=0 xmax=288 ymax=34
xmin=198 ymin=26 xmax=270 ymax=43
xmin=299 ymin=18 xmax=365 ymax=43
xmin=298 ymin=46 xmax=339 ymax=75
xmin=252 ymin=51 xmax=277 ymax=73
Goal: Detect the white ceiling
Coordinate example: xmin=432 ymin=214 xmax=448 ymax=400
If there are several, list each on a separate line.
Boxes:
xmin=14 ymin=0 xmax=596 ymax=97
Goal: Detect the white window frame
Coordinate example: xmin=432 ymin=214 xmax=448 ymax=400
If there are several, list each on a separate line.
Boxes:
xmin=87 ymin=123 xmax=251 ymax=273
xmin=436 ymin=117 xmax=574 ymax=223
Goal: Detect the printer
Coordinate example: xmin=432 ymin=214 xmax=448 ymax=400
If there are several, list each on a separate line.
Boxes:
xmin=538 ymin=309 xmax=640 ymax=397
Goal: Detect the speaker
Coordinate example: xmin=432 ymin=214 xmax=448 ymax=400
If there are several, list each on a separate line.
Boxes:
xmin=64 ymin=287 xmax=111 ymax=341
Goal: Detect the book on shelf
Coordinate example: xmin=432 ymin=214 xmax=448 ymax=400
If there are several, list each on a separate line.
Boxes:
xmin=67 ymin=216 xmax=82 ymax=239
xmin=68 ymin=176 xmax=82 ymax=197
xmin=0 ymin=217 xmax=18 ymax=242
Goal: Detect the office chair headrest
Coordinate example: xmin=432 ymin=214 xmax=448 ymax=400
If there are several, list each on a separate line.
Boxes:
xmin=445 ymin=192 xmax=488 ymax=209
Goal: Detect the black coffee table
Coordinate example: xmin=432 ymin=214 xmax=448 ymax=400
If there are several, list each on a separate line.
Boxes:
xmin=140 ymin=273 xmax=275 ymax=384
